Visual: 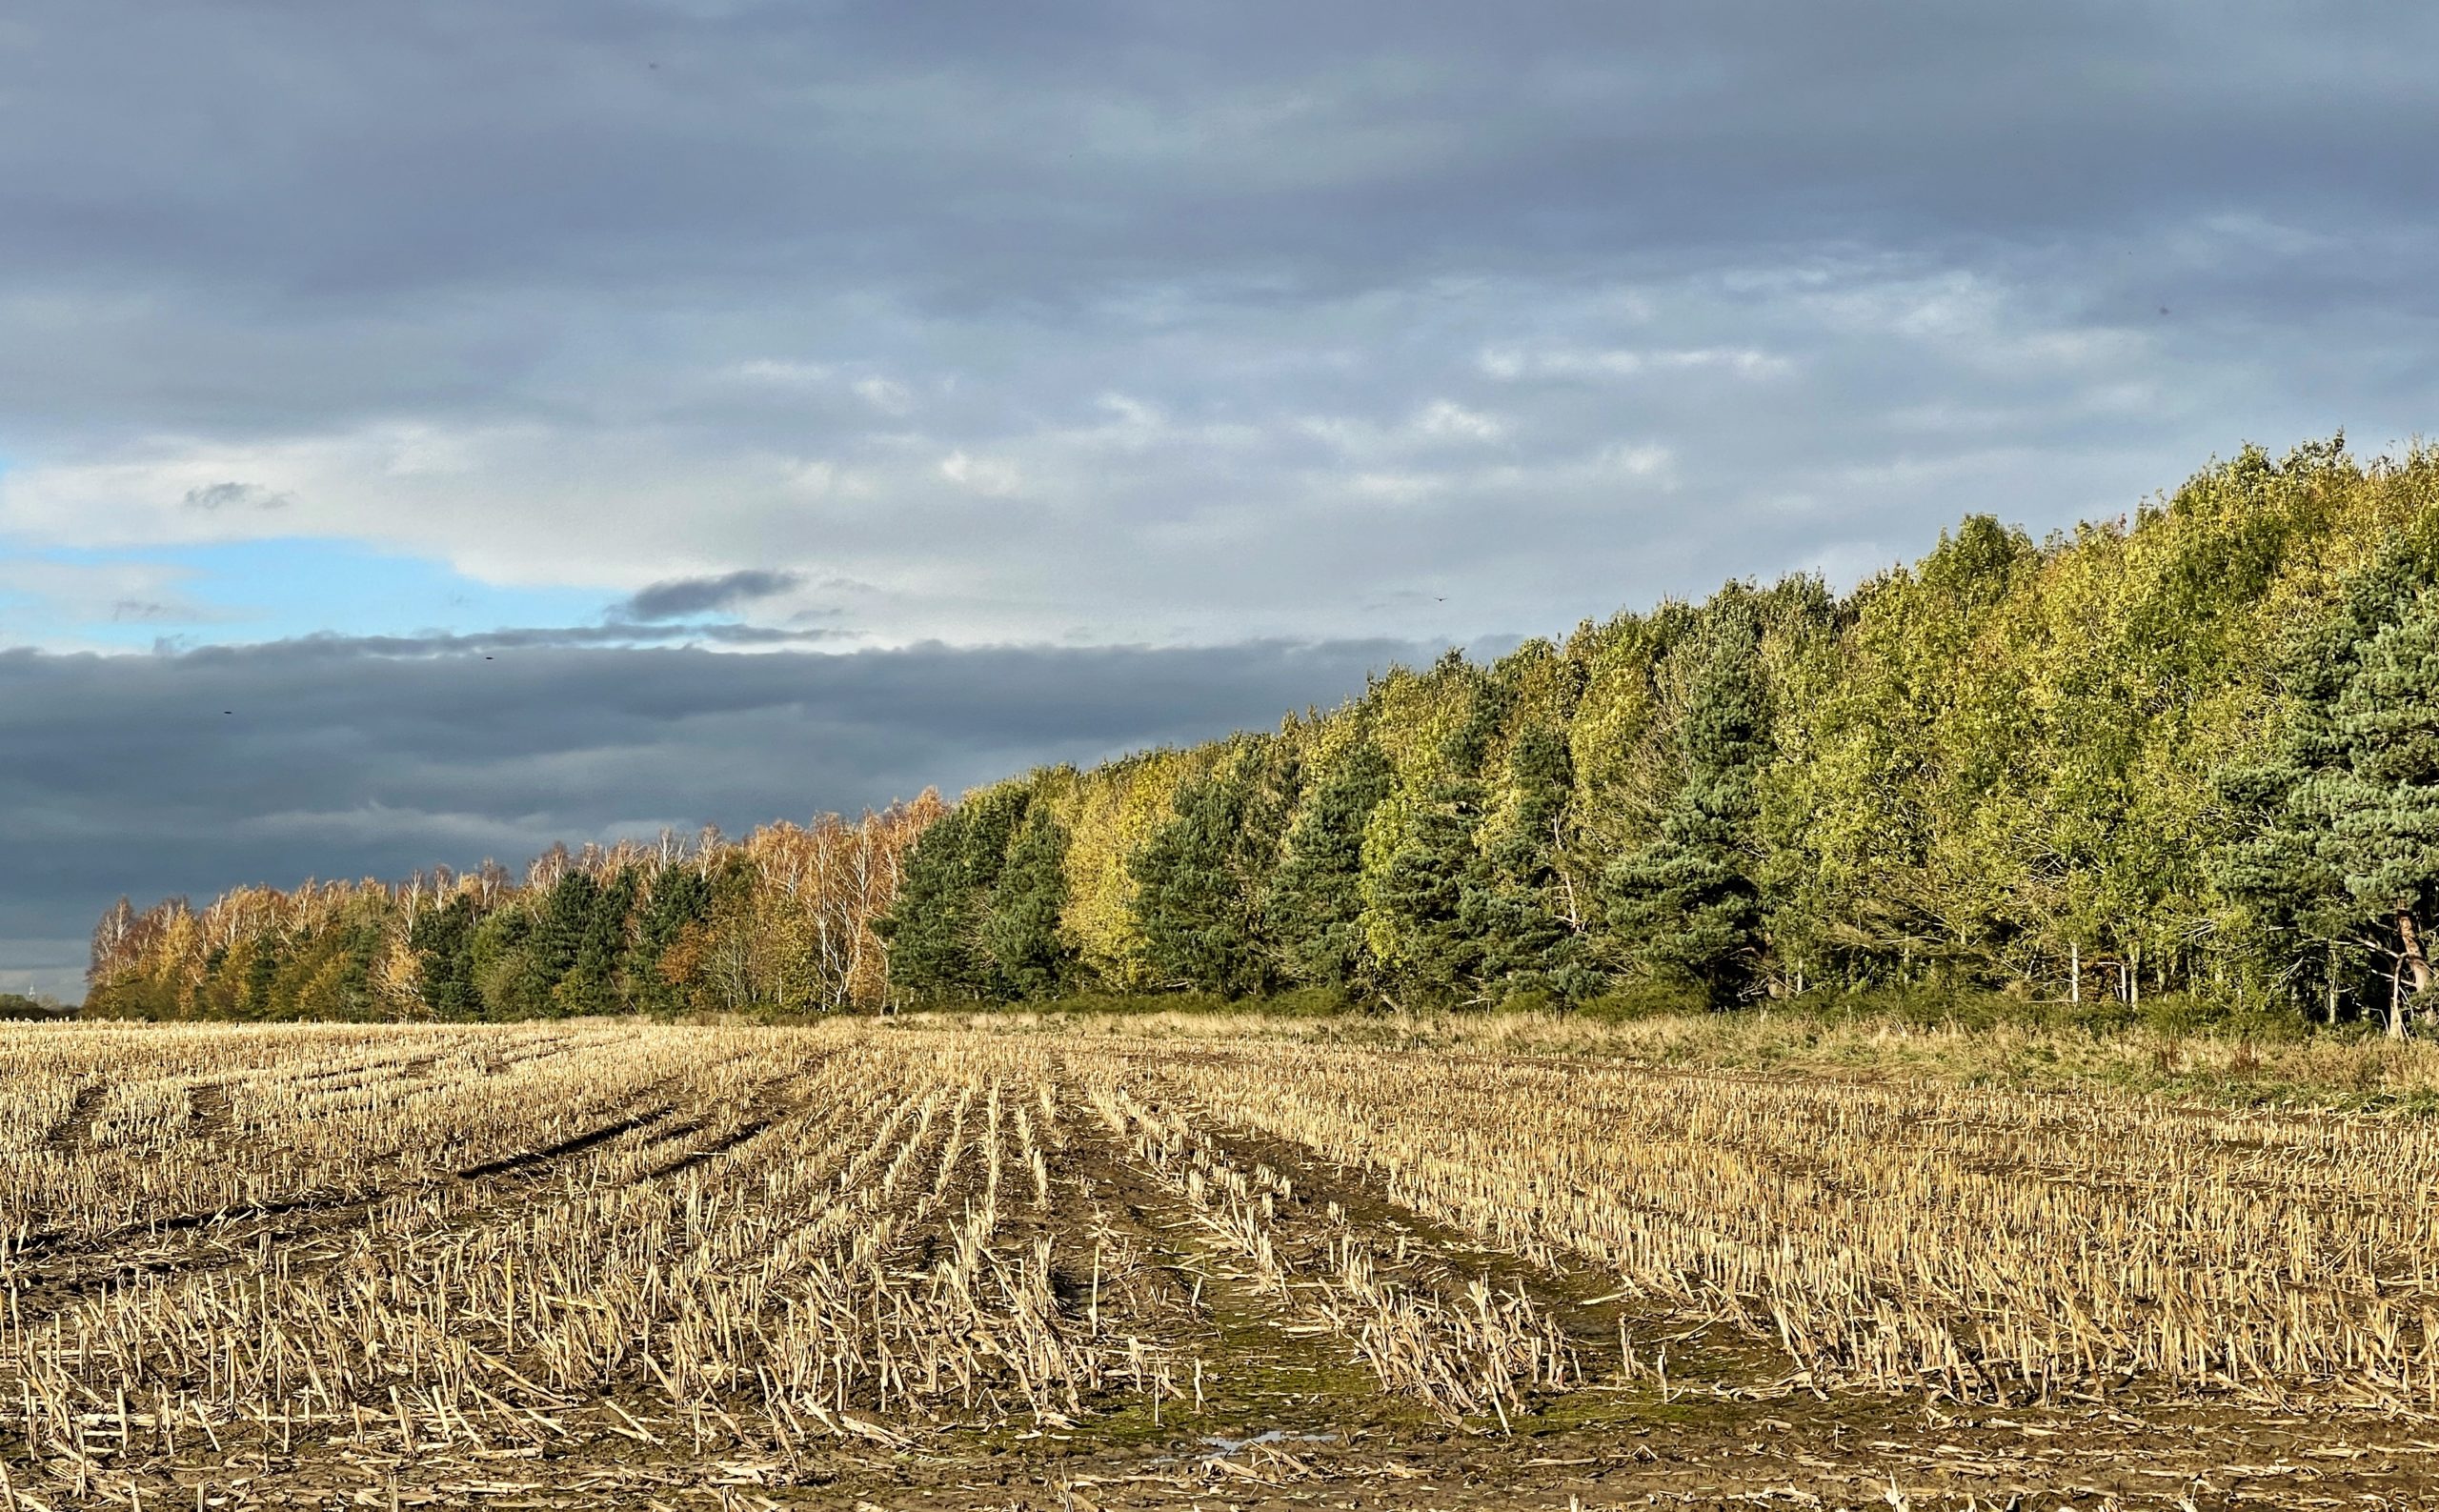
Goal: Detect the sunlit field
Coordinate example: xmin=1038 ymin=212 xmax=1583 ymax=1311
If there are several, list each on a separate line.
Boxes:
xmin=9 ymin=1015 xmax=2439 ymax=1509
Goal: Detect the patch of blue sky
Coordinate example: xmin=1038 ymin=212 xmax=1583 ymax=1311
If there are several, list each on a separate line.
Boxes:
xmin=0 ymin=534 xmax=615 ymax=651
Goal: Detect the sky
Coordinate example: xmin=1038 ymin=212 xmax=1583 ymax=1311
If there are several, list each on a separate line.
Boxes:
xmin=2 ymin=1 xmax=2434 ymax=998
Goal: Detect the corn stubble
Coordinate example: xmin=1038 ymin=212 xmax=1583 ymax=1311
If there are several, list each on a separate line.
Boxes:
xmin=1 ymin=1017 xmax=2433 ymax=1502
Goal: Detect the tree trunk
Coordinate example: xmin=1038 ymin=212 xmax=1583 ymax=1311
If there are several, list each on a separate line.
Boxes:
xmin=2327 ymin=940 xmax=2340 ymax=1028
xmin=2401 ymin=908 xmax=2432 ymax=1036
xmin=2400 ymin=908 xmax=2433 ymax=994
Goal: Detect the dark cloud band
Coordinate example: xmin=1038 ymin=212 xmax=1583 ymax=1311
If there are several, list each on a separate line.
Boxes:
xmin=617 ymin=569 xmax=806 ymax=621
xmin=0 ymin=635 xmax=1433 ymax=1000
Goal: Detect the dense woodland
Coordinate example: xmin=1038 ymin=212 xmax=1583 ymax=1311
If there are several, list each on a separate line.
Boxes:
xmin=86 ymin=440 xmax=2439 ymax=1032
xmin=85 ymin=801 xmax=942 ymax=1021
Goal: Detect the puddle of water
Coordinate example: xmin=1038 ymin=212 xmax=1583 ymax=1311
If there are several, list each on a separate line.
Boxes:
xmin=1200 ymin=1428 xmax=1338 ymax=1456
xmin=1145 ymin=1427 xmax=1339 ymax=1467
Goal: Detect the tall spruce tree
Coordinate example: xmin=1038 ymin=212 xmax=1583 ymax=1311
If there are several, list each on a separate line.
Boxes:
xmin=875 ymin=783 xmax=1032 ymax=1000
xmin=2223 ymin=567 xmax=2439 ymax=1033
xmin=1467 ymin=723 xmax=1598 ymax=999
xmin=874 ymin=807 xmax=978 ymax=998
xmin=1266 ymin=740 xmax=1392 ymax=992
xmin=981 ymin=808 xmax=1078 ymax=998
xmin=1372 ymin=777 xmax=1490 ymax=1008
xmin=630 ymin=865 xmax=713 ymax=1015
xmin=2224 ymin=532 xmax=2439 ymax=1029
xmin=2321 ymin=588 xmax=2439 ymax=1017
xmin=409 ymin=894 xmax=484 ymax=1019
xmin=2217 ymin=596 xmax=2375 ymax=1022
xmin=528 ymin=870 xmax=600 ymax=1016
xmin=1131 ymin=740 xmax=1300 ymax=996
xmin=554 ymin=866 xmax=636 ymax=1015
xmin=1602 ymin=602 xmax=1770 ymax=1004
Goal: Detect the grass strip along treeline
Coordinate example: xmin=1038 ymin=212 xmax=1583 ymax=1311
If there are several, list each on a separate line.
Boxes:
xmin=84 ymin=438 xmax=2439 ymax=1033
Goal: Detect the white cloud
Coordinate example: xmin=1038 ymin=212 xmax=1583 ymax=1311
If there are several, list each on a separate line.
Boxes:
xmin=853 ymin=376 xmax=915 ymax=416
xmin=1478 ymin=346 xmax=1794 ymax=381
xmin=1347 ymin=470 xmax=1441 ymax=503
xmin=1591 ymin=442 xmax=1673 ymax=479
xmin=937 ymin=449 xmax=1022 ymax=497
xmin=1477 ymin=349 xmax=1526 ymax=380
xmin=0 ymin=250 xmax=2383 ymax=653
xmin=1411 ymin=399 xmax=1508 ymax=443
xmin=781 ymin=457 xmax=842 ymax=495
xmin=734 ymin=358 xmax=837 ymax=387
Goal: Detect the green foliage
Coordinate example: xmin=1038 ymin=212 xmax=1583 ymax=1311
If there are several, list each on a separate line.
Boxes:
xmin=982 ymin=807 xmax=1078 ymax=999
xmin=1574 ymin=979 xmax=1713 ymax=1021
xmin=2322 ymin=589 xmax=2439 ymax=928
xmin=528 ymin=870 xmax=599 ymax=1016
xmin=1468 ymin=722 xmax=1598 ymax=999
xmin=1266 ymin=739 xmax=1392 ymax=992
xmin=553 ymin=866 xmax=637 ymax=1016
xmin=409 ymin=895 xmax=484 ymax=1020
xmin=1602 ymin=600 xmax=1771 ymax=1005
xmin=2222 ymin=548 xmax=2439 ymax=1027
xmin=630 ymin=865 xmax=713 ymax=1016
xmin=877 ymin=782 xmax=1032 ymax=1000
xmin=470 ymin=906 xmax=549 ymax=1018
xmin=877 ymin=809 xmax=980 ymax=999
xmin=1129 ymin=738 xmax=1300 ymax=996
xmin=91 ymin=439 xmax=2439 ymax=1036
xmin=1369 ymin=776 xmax=1490 ymax=1007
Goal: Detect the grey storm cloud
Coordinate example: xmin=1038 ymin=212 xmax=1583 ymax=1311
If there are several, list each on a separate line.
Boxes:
xmin=3 ymin=2 xmax=2432 ymax=317
xmin=0 ymin=635 xmax=1434 ymax=1001
xmin=617 ymin=569 xmax=805 ymax=621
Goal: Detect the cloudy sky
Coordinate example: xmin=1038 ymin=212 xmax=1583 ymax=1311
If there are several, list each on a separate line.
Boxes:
xmin=3 ymin=1 xmax=2433 ymax=997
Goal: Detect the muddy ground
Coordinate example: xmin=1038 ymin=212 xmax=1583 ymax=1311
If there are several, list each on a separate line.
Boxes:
xmin=13 ymin=1028 xmax=2439 ymax=1512
xmin=36 ymin=1106 xmax=2435 ymax=1512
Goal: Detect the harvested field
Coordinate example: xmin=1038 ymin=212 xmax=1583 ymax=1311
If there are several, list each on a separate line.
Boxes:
xmin=7 ymin=1017 xmax=2439 ymax=1509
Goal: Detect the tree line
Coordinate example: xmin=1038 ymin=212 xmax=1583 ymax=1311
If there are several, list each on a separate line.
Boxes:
xmin=85 ymin=439 xmax=2439 ymax=1032
xmin=879 ymin=439 xmax=2439 ymax=1033
xmin=85 ymin=799 xmax=941 ymax=1020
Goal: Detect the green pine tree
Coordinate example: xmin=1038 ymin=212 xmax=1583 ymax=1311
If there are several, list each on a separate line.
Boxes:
xmin=982 ymin=808 xmax=1078 ymax=998
xmin=409 ymin=894 xmax=485 ymax=1019
xmin=554 ymin=866 xmax=636 ymax=1015
xmin=876 ymin=783 xmax=1033 ymax=1001
xmin=1266 ymin=740 xmax=1392 ymax=992
xmin=1602 ymin=603 xmax=1770 ymax=1005
xmin=876 ymin=807 xmax=980 ymax=999
xmin=630 ymin=865 xmax=713 ymax=1016
xmin=2220 ymin=561 xmax=2439 ymax=1032
xmin=525 ymin=870 xmax=600 ymax=1016
xmin=2317 ymin=587 xmax=2439 ymax=1013
xmin=1468 ymin=723 xmax=1599 ymax=1000
xmin=1131 ymin=740 xmax=1300 ymax=996
xmin=1372 ymin=777 xmax=1489 ymax=1008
